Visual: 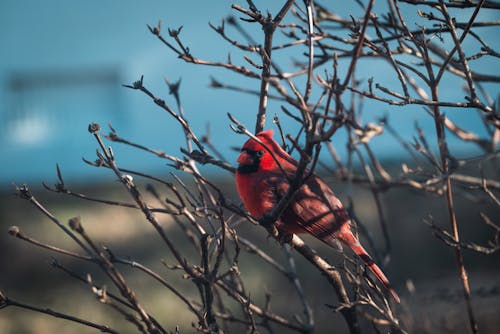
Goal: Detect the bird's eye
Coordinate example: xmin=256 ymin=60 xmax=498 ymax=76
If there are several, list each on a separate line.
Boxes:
xmin=256 ymin=150 xmax=265 ymax=158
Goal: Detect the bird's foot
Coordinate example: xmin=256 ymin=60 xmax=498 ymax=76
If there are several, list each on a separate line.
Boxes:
xmin=277 ymin=230 xmax=293 ymax=246
xmin=258 ymin=213 xmax=275 ymax=228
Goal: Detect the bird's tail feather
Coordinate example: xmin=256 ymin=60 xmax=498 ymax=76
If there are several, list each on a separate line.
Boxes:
xmin=349 ymin=241 xmax=400 ymax=303
xmin=335 ymin=225 xmax=400 ymax=303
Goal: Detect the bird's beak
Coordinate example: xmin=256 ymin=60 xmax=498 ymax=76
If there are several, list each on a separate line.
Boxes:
xmin=237 ymin=151 xmax=253 ymax=165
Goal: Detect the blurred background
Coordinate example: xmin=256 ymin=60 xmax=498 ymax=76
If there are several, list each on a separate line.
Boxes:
xmin=1 ymin=1 xmax=499 ymax=333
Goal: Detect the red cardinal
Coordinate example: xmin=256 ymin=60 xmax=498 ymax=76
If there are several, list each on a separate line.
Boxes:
xmin=235 ymin=129 xmax=400 ymax=303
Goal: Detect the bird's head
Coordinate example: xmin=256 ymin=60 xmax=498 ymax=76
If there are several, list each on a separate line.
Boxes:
xmin=236 ymin=129 xmax=280 ymax=174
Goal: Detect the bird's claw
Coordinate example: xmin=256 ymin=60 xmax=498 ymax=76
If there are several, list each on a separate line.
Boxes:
xmin=277 ymin=230 xmax=293 ymax=245
xmin=258 ymin=213 xmax=274 ymax=228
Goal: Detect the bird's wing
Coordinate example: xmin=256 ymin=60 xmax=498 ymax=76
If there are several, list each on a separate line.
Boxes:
xmin=272 ymin=173 xmax=401 ymax=303
xmin=272 ymin=174 xmax=349 ymax=249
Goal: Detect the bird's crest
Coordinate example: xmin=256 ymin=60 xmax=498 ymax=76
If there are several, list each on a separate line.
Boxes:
xmin=257 ymin=129 xmax=274 ymax=140
xmin=242 ymin=129 xmax=274 ymax=152
xmin=240 ymin=129 xmax=296 ymax=167
xmin=255 ymin=129 xmax=276 ymax=149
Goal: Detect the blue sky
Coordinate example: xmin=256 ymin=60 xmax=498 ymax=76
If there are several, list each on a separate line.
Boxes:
xmin=0 ymin=1 xmax=497 ymax=185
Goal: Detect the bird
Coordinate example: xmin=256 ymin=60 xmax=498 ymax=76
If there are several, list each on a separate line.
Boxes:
xmin=235 ymin=129 xmax=400 ymax=303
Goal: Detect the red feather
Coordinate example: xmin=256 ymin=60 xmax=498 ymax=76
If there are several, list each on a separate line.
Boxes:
xmin=235 ymin=130 xmax=400 ymax=303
